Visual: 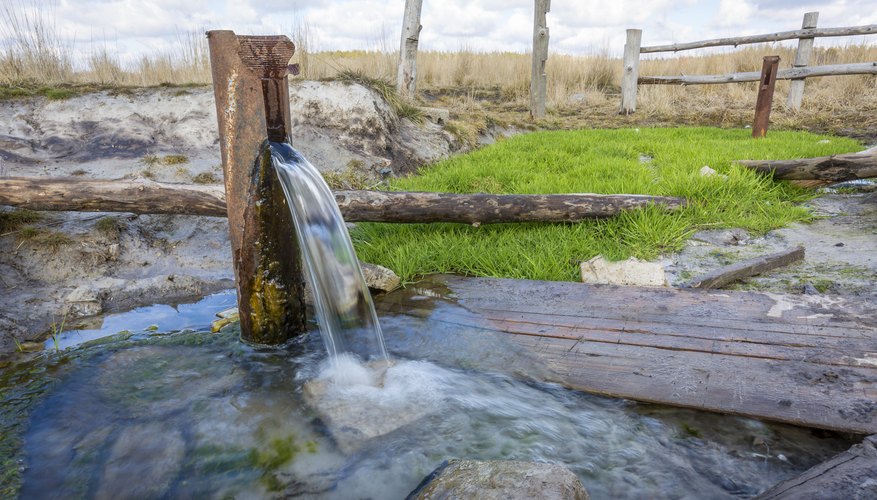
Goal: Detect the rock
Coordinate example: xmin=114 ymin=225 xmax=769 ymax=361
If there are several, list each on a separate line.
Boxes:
xmin=106 ymin=243 xmax=120 ymax=261
xmin=360 ymin=262 xmax=401 ymax=291
xmin=699 ymin=165 xmax=729 ymax=180
xmin=580 ymin=256 xmax=668 ymax=287
xmin=408 ymin=460 xmax=589 ymax=500
xmin=216 ymin=307 xmax=239 ymax=319
xmin=64 ymin=286 xmax=104 ymax=317
xmin=98 ymin=345 xmax=242 ymax=417
xmin=303 ymin=360 xmax=436 ymax=454
xmin=418 ymin=107 xmax=450 ymax=125
xmin=95 ymin=423 xmax=185 ymax=500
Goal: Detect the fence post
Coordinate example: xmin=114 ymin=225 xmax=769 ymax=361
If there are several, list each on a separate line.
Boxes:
xmin=530 ymin=0 xmax=550 ymax=119
xmin=786 ymin=11 xmax=819 ymax=111
xmin=620 ymin=29 xmax=642 ymax=115
xmin=753 ymin=56 xmax=781 ymax=138
xmin=397 ymin=0 xmax=424 ymax=99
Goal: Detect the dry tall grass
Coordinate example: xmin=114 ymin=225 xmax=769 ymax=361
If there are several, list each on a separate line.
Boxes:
xmin=1 ymin=1 xmax=875 ymax=129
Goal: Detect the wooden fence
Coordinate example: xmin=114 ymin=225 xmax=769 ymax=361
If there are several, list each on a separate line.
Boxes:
xmin=620 ymin=12 xmax=877 ymax=114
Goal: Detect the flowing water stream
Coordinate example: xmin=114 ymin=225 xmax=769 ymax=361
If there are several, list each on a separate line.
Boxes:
xmin=271 ymin=141 xmax=388 ymax=366
xmin=0 ymin=145 xmax=858 ymax=498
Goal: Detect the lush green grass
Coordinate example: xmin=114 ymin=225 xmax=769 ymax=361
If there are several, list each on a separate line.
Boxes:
xmin=351 ymin=127 xmax=862 ymax=283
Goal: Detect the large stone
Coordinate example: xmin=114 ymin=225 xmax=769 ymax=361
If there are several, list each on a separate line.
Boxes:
xmin=408 ymin=460 xmax=589 ymax=500
xmin=303 ymin=360 xmax=438 ymax=454
xmin=580 ymin=255 xmax=668 ymax=287
xmin=95 ymin=423 xmax=185 ymax=500
xmin=360 ymin=262 xmax=401 ymax=292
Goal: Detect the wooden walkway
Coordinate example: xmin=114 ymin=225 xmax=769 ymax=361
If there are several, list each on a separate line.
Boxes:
xmin=376 ymin=275 xmax=877 ymax=434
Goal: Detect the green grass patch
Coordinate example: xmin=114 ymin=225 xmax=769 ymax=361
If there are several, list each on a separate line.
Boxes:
xmin=351 ymin=127 xmax=862 ymax=283
xmin=15 ymin=227 xmax=72 ymax=250
xmin=0 ymin=209 xmax=42 ymax=234
xmin=94 ymin=216 xmax=122 ymax=237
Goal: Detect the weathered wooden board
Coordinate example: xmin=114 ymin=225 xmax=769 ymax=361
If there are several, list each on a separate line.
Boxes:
xmin=681 ymin=246 xmax=805 ymax=289
xmin=375 ymin=275 xmax=877 ymax=434
xmin=756 ymin=434 xmax=877 ymax=499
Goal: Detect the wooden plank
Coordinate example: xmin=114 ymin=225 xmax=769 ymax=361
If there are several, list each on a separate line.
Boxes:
xmin=442 ymin=276 xmax=877 ymax=330
xmin=376 ymin=275 xmax=877 ymax=434
xmin=0 ymin=177 xmax=687 ymax=223
xmin=756 ymin=435 xmax=877 ymax=499
xmin=786 ymin=12 xmax=819 ymax=111
xmin=376 ymin=301 xmax=877 ymax=368
xmin=737 ymin=146 xmax=877 ymax=182
xmin=753 ymin=56 xmax=781 ymax=138
xmin=640 ymin=24 xmax=877 ymax=53
xmin=529 ymin=0 xmax=550 ymax=119
xmin=639 ymin=62 xmax=877 ymax=85
xmin=681 ymin=246 xmax=804 ymax=289
xmin=396 ymin=0 xmax=423 ymax=98
xmin=619 ymin=29 xmax=642 ymax=115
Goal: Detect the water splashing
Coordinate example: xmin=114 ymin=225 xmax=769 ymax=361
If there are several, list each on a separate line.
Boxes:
xmin=270 ymin=141 xmax=389 ymax=365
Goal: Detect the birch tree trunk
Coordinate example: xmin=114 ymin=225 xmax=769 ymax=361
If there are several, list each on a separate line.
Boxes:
xmin=397 ymin=0 xmax=424 ymax=99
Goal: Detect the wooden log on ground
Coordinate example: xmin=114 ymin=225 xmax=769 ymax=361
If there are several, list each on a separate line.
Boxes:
xmin=737 ymin=147 xmax=877 ymax=182
xmin=681 ymin=247 xmax=804 ymax=290
xmin=639 ymin=62 xmax=877 ymax=85
xmin=0 ymin=177 xmax=688 ymax=223
xmin=756 ymin=435 xmax=877 ymax=499
xmin=640 ymin=24 xmax=877 ymax=53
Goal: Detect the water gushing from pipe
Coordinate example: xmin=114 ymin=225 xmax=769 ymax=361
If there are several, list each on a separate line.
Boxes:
xmin=270 ymin=141 xmax=389 ymax=364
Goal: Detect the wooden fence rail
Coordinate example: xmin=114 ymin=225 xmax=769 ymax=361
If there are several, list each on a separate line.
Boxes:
xmin=638 ymin=62 xmax=877 ymax=85
xmin=621 ymin=12 xmax=877 ymax=114
xmin=640 ymin=24 xmax=877 ymax=53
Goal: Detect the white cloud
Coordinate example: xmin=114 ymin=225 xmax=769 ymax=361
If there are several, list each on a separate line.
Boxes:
xmin=2 ymin=0 xmax=873 ymax=63
xmin=714 ymin=0 xmax=757 ymax=28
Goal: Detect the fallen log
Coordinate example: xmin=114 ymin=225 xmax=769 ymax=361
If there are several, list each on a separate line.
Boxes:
xmin=736 ymin=147 xmax=877 ymax=183
xmin=681 ymin=246 xmax=805 ymax=290
xmin=0 ymin=177 xmax=687 ymax=224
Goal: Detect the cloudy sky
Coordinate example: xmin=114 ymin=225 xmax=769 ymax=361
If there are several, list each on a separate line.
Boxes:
xmin=7 ymin=0 xmax=877 ymax=63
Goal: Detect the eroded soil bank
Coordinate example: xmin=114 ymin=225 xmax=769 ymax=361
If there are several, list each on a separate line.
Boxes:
xmin=0 ymin=82 xmax=465 ymax=354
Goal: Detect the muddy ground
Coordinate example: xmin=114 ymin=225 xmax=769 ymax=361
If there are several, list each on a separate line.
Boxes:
xmin=0 ymin=83 xmax=875 ymax=356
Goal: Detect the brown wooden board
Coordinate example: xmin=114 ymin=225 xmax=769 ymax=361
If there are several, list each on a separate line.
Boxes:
xmin=375 ymin=275 xmax=877 ymax=434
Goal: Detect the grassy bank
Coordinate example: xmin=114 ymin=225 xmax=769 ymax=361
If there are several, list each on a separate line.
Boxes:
xmin=352 ymin=127 xmax=862 ymax=283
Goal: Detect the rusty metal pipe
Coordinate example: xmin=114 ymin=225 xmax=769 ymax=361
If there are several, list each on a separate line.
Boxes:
xmin=207 ymin=30 xmax=306 ymax=345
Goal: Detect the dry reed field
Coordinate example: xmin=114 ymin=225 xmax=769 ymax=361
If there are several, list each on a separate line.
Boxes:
xmin=2 ymin=1 xmax=876 ymax=135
